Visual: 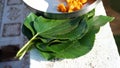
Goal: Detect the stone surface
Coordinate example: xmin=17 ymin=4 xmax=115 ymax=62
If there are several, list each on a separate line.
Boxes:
xmin=7 ymin=0 xmax=22 ymax=5
xmin=0 ymin=0 xmax=4 ymax=33
xmin=0 ymin=0 xmax=30 ymax=68
xmin=30 ymin=1 xmax=120 ymax=68
xmin=2 ymin=23 xmax=21 ymax=37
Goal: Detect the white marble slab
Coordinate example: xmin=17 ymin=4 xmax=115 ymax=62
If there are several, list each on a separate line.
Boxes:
xmin=30 ymin=1 xmax=120 ymax=68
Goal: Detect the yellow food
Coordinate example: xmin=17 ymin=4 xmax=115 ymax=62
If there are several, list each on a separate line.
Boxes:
xmin=57 ymin=0 xmax=87 ymax=13
xmin=57 ymin=3 xmax=67 ymax=12
xmin=80 ymin=0 xmax=87 ymax=3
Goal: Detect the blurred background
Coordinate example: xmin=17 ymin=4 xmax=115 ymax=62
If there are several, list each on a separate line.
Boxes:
xmin=102 ymin=0 xmax=120 ymax=54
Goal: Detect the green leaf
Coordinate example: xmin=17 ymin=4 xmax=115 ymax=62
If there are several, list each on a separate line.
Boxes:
xmin=46 ymin=38 xmax=93 ymax=58
xmin=40 ymin=17 xmax=81 ymax=36
xmin=84 ymin=9 xmax=95 ymax=20
xmin=35 ymin=42 xmax=48 ymax=52
xmin=37 ymin=50 xmax=54 ymax=60
xmin=34 ymin=16 xmax=68 ymax=33
xmin=35 ymin=42 xmax=55 ymax=60
xmin=51 ymin=18 xmax=88 ymax=41
xmin=34 ymin=16 xmax=81 ymax=36
xmin=22 ymin=24 xmax=33 ymax=39
xmin=24 ymin=13 xmax=37 ymax=36
xmin=87 ymin=15 xmax=115 ymax=33
xmin=45 ymin=23 xmax=96 ymax=59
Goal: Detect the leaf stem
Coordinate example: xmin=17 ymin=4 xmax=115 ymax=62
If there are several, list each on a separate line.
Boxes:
xmin=16 ymin=33 xmax=39 ymax=60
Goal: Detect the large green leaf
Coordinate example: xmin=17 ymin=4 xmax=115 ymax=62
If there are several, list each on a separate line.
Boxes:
xmin=34 ymin=16 xmax=68 ymax=33
xmin=51 ymin=18 xmax=88 ymax=41
xmin=34 ymin=16 xmax=81 ymax=36
xmin=40 ymin=17 xmax=81 ymax=36
xmin=35 ymin=18 xmax=88 ymax=41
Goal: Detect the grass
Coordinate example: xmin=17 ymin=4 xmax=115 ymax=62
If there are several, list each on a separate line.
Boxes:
xmin=114 ymin=35 xmax=120 ymax=55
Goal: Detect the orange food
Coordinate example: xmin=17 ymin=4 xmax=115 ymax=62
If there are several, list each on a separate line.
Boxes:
xmin=57 ymin=0 xmax=87 ymax=13
xmin=80 ymin=0 xmax=87 ymax=3
xmin=57 ymin=3 xmax=67 ymax=12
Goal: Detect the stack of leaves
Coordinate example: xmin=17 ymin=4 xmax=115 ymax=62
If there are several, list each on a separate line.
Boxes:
xmin=16 ymin=10 xmax=114 ymax=60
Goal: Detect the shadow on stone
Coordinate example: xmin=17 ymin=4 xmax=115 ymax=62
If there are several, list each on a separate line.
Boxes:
xmin=0 ymin=45 xmax=19 ymax=62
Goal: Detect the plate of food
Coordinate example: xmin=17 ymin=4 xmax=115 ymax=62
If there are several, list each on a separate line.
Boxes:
xmin=23 ymin=0 xmax=101 ymax=19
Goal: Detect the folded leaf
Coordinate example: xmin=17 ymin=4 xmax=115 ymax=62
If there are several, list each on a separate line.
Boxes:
xmin=40 ymin=17 xmax=81 ymax=36
xmin=24 ymin=13 xmax=37 ymax=36
xmin=34 ymin=16 xmax=69 ymax=33
xmin=51 ymin=18 xmax=88 ymax=41
xmin=46 ymin=37 xmax=93 ymax=58
xmin=22 ymin=24 xmax=33 ymax=39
